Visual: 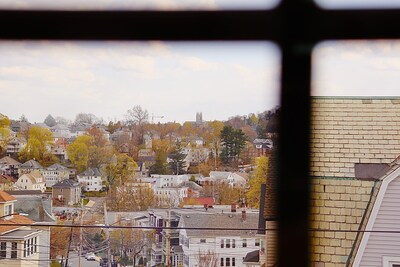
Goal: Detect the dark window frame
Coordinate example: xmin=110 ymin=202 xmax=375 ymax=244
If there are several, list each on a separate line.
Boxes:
xmin=1 ymin=3 xmax=399 ymax=267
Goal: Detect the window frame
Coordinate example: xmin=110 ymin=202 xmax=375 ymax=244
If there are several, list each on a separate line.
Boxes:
xmin=383 ymin=256 xmax=400 ymax=267
xmin=0 ymin=3 xmax=399 ymax=267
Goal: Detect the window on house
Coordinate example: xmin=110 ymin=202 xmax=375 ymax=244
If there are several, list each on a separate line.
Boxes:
xmin=200 ymin=239 xmax=206 ymax=243
xmin=226 ymin=239 xmax=231 ymax=248
xmin=221 ymin=239 xmax=224 ymax=248
xmin=243 ymin=239 xmax=247 ymax=247
xmin=255 ymin=239 xmax=260 ymax=247
xmin=226 ymin=258 xmax=231 ymax=267
xmin=232 ymin=258 xmax=236 ymax=266
xmin=220 ymin=257 xmax=224 ymax=266
xmin=0 ymin=242 xmax=6 ymax=258
xmin=11 ymin=242 xmax=17 ymax=259
xmin=232 ymin=239 xmax=236 ymax=248
xmin=4 ymin=205 xmax=12 ymax=216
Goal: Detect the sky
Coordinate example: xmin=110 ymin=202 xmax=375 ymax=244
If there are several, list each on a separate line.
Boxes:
xmin=0 ymin=0 xmax=276 ymax=10
xmin=2 ymin=1 xmax=400 ymax=124
xmin=0 ymin=41 xmax=280 ymax=124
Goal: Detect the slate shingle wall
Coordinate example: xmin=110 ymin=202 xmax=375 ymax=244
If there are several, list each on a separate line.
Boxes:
xmin=310 ymin=177 xmax=375 ymax=266
xmin=311 ymin=98 xmax=400 ymax=178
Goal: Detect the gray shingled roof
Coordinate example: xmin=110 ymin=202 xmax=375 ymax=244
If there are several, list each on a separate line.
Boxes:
xmin=78 ymin=168 xmax=102 ymax=177
xmin=53 ymin=179 xmax=80 ymax=188
xmin=46 ymin=163 xmax=68 ymax=171
xmin=181 ymin=212 xmax=258 ymax=237
xmin=20 ymin=160 xmax=43 ymax=169
xmin=0 ymin=156 xmax=21 ymax=166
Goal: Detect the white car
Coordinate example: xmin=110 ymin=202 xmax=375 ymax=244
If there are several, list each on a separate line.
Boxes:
xmin=85 ymin=252 xmax=96 ymax=261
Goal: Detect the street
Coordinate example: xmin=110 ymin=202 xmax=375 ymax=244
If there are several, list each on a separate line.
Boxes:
xmin=66 ymin=251 xmax=100 ymax=267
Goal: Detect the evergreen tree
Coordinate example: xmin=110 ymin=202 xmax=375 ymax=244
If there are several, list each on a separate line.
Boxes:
xmin=168 ymin=140 xmax=187 ymax=175
xmin=220 ymin=125 xmax=246 ymax=164
xmin=149 ymin=151 xmax=169 ymax=175
xmin=44 ymin=114 xmax=57 ymax=127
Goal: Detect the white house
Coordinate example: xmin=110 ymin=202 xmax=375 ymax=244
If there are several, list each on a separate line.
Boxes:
xmin=18 ymin=160 xmax=43 ymax=177
xmin=0 ymin=191 xmax=42 ymax=267
xmin=179 ymin=211 xmax=261 ymax=267
xmin=15 ymin=171 xmax=46 ymax=192
xmin=41 ymin=163 xmax=70 ymax=187
xmin=6 ymin=137 xmax=26 ymax=155
xmin=77 ymin=168 xmax=104 ymax=192
xmin=150 ymin=174 xmax=189 ymax=188
xmin=209 ymin=171 xmax=248 ymax=187
xmin=50 ymin=124 xmax=71 ymax=139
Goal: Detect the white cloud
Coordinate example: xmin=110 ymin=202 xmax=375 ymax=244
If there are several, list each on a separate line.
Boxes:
xmin=179 ymin=56 xmax=219 ymax=72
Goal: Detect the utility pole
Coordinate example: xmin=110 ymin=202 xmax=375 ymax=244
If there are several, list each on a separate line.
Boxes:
xmin=65 ymin=217 xmax=75 ymax=267
xmin=104 ymin=202 xmax=111 ymax=267
xmin=167 ymin=208 xmax=171 ymax=267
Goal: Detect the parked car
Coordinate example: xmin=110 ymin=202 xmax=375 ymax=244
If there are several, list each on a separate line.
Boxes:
xmin=85 ymin=252 xmax=96 ymax=261
xmin=100 ymin=258 xmax=108 ymax=266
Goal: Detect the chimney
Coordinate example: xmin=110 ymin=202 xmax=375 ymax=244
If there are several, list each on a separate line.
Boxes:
xmin=242 ymin=209 xmax=246 ymax=222
xmin=231 ymin=204 xmax=236 ymax=212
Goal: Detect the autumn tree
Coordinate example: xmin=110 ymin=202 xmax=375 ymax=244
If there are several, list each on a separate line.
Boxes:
xmin=18 ymin=126 xmax=58 ymax=166
xmin=203 ymin=120 xmax=224 ymax=158
xmin=110 ymin=227 xmax=154 ymax=267
xmin=220 ymin=126 xmax=246 ymax=165
xmin=201 ymin=182 xmax=242 ymax=205
xmin=67 ymin=135 xmax=91 ymax=173
xmin=44 ymin=114 xmax=57 ymax=127
xmin=104 ymin=153 xmax=138 ymax=187
xmin=246 ymin=156 xmax=268 ymax=208
xmin=168 ymin=140 xmax=187 ymax=175
xmin=0 ymin=114 xmax=11 ymax=155
xmin=107 ymin=186 xmax=156 ymax=211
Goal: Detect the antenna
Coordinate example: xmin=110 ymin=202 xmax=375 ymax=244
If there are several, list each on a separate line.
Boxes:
xmin=151 ymin=113 xmax=164 ymax=123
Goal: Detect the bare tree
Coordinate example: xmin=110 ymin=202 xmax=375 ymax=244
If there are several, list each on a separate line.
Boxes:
xmin=125 ymin=105 xmax=149 ymax=145
xmin=196 ymin=250 xmax=219 ymax=267
xmin=74 ymin=112 xmax=98 ymax=125
xmin=124 ymin=105 xmax=149 ymax=129
xmin=110 ymin=227 xmax=154 ymax=267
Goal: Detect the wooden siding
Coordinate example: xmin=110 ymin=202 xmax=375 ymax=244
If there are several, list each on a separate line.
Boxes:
xmin=359 ymin=176 xmax=400 ymax=266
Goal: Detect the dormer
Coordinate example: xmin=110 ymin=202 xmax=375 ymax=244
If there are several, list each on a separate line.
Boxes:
xmin=0 ymin=191 xmax=16 ymax=220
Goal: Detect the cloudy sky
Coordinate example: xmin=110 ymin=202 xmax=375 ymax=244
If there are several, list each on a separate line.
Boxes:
xmin=1 ymin=0 xmax=400 ymax=124
xmin=0 ymin=41 xmax=280 ymax=124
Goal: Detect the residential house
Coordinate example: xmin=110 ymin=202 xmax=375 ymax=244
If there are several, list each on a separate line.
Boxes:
xmin=8 ymin=191 xmax=56 ymax=267
xmin=10 ymin=121 xmax=30 ymax=134
xmin=6 ymin=137 xmax=26 ymax=155
xmin=0 ymin=156 xmax=21 ymax=178
xmin=138 ymin=149 xmax=156 ymax=165
xmin=182 ymin=146 xmax=209 ymax=169
xmin=51 ymin=145 xmax=68 ymax=162
xmin=0 ymin=175 xmax=16 ymax=191
xmin=15 ymin=171 xmax=46 ymax=192
xmin=0 ymin=190 xmax=42 ymax=267
xmin=209 ymin=171 xmax=248 ymax=187
xmin=50 ymin=124 xmax=71 ymax=139
xmin=179 ymin=210 xmax=260 ymax=267
xmin=109 ymin=129 xmax=132 ymax=143
xmin=41 ymin=163 xmax=70 ymax=187
xmin=77 ymin=168 xmax=104 ymax=192
xmin=264 ymin=97 xmax=400 ymax=267
xmin=69 ymin=123 xmax=91 ymax=137
xmin=52 ymin=179 xmax=81 ymax=206
xmin=18 ymin=160 xmax=43 ymax=177
xmin=252 ymin=139 xmax=273 ymax=157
